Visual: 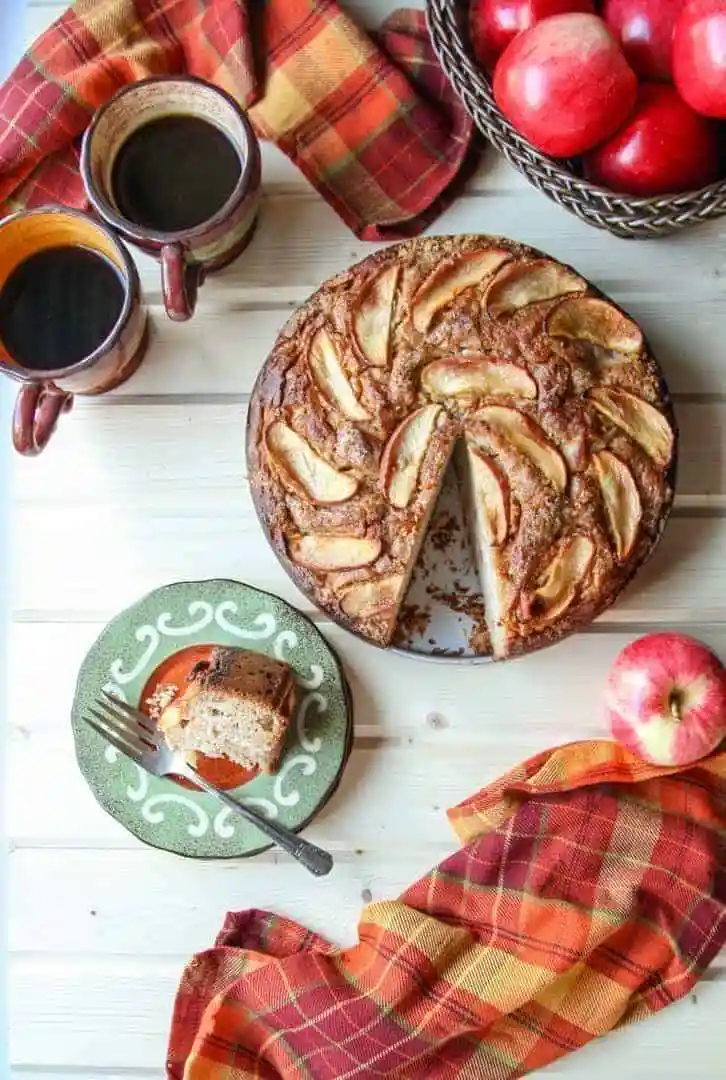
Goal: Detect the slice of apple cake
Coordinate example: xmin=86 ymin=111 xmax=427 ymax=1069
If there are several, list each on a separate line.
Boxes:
xmin=247 ymin=235 xmax=676 ymax=658
xmin=158 ymin=647 xmax=296 ymax=773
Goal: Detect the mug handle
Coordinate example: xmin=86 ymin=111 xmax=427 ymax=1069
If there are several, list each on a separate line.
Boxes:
xmin=12 ymin=383 xmax=74 ymax=456
xmin=160 ymin=242 xmax=204 ymax=322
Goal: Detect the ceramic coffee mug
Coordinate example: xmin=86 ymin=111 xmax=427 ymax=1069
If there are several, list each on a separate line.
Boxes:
xmin=0 ymin=207 xmax=148 ymax=456
xmin=81 ymin=76 xmax=261 ymax=322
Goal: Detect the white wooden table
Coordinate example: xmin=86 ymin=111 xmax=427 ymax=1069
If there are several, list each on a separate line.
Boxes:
xmin=8 ymin=2 xmax=726 ymax=1077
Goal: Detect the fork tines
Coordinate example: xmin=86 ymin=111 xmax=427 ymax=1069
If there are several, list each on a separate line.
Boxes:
xmin=84 ymin=692 xmax=159 ymax=764
xmin=101 ymin=690 xmax=157 ymax=734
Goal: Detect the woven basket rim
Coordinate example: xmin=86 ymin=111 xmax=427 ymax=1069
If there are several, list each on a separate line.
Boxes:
xmin=426 ymin=0 xmax=726 ymax=237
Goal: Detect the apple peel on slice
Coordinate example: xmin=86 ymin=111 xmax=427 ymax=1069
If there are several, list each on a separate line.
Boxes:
xmin=266 ymin=422 xmax=358 ymax=505
xmin=340 ymin=574 xmax=404 ymax=619
xmin=546 ymin=296 xmax=643 ymax=354
xmin=421 ymin=356 xmax=536 ymax=400
xmin=288 ymin=534 xmax=381 ymax=571
xmin=592 ymin=450 xmax=642 ymax=561
xmin=469 ymin=447 xmax=509 ymax=546
xmin=412 ymin=250 xmax=511 ymax=333
xmin=474 ymin=405 xmax=568 ymax=493
xmin=589 ymin=387 xmax=674 ymax=468
xmin=309 ymin=327 xmax=369 ymax=422
xmin=380 ymin=404 xmax=442 ymax=509
xmin=352 ymin=264 xmax=399 ymax=367
xmin=521 ymin=535 xmax=595 ymax=626
xmin=486 ymin=259 xmax=586 ymax=319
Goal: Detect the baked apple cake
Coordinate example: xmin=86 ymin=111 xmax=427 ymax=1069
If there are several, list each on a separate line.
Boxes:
xmin=247 ymin=235 xmax=677 ymax=658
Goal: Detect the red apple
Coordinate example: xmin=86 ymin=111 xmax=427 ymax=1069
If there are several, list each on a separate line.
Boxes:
xmin=469 ymin=0 xmax=595 ymax=70
xmin=584 ymin=83 xmax=721 ymax=196
xmin=604 ymin=632 xmax=726 ymax=766
xmin=493 ymin=13 xmax=638 ymax=157
xmin=603 ymin=0 xmax=686 ymax=81
xmin=673 ymin=0 xmax=726 ymax=117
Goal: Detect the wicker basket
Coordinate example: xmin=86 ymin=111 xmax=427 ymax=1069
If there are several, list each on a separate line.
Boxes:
xmin=426 ymin=0 xmax=726 ymax=239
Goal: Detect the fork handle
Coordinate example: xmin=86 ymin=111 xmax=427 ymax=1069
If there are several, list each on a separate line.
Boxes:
xmin=186 ymin=768 xmax=334 ymax=877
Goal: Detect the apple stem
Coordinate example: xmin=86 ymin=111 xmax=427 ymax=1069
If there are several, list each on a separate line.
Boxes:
xmin=669 ymin=692 xmax=682 ymax=723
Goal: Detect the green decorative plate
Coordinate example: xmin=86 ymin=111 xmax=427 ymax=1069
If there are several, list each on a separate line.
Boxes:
xmin=71 ymin=580 xmax=353 ymax=858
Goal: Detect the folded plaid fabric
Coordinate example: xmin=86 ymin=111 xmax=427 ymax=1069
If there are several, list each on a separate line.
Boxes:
xmin=0 ymin=0 xmax=476 ymax=239
xmin=167 ymin=739 xmax=726 ymax=1079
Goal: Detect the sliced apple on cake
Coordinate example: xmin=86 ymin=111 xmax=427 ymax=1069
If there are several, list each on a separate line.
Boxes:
xmin=486 ymin=259 xmax=586 ymax=319
xmin=309 ymin=327 xmax=370 ymax=422
xmin=412 ymin=249 xmax=511 ymax=332
xmin=351 ymin=264 xmax=399 ymax=367
xmin=421 ymin=357 xmax=537 ymax=402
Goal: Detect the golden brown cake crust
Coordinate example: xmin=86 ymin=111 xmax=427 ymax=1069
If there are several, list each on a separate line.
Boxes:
xmin=247 ymin=235 xmax=677 ymax=657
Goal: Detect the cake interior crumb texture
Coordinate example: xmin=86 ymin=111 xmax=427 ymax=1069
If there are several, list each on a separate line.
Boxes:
xmin=455 ymin=441 xmax=508 ymax=657
xmin=159 ymin=648 xmax=296 ymax=773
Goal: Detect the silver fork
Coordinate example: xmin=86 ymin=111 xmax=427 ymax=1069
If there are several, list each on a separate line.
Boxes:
xmin=84 ymin=692 xmax=333 ymax=877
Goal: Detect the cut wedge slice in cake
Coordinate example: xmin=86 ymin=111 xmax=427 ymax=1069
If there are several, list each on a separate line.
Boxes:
xmin=456 ymin=440 xmax=512 ymax=658
xmin=330 ymin=404 xmax=456 ymax=644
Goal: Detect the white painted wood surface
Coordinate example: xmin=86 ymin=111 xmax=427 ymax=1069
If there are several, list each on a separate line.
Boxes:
xmin=8 ymin=1 xmax=726 ymax=1076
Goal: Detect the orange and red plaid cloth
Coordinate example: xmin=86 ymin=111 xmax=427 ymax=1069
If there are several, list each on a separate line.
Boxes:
xmin=168 ymin=739 xmax=726 ymax=1079
xmin=0 ymin=0 xmax=476 ymax=238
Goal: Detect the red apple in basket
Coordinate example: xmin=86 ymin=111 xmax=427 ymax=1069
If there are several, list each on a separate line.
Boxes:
xmin=603 ymin=0 xmax=686 ymax=81
xmin=584 ymin=83 xmax=721 ymax=196
xmin=493 ymin=13 xmax=638 ymax=157
xmin=469 ymin=0 xmax=595 ymax=70
xmin=604 ymin=632 xmax=726 ymax=766
xmin=673 ymin=0 xmax=726 ymax=117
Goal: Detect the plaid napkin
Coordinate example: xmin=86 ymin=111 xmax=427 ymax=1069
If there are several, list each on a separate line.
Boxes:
xmin=167 ymin=739 xmax=726 ymax=1079
xmin=0 ymin=0 xmax=476 ymax=239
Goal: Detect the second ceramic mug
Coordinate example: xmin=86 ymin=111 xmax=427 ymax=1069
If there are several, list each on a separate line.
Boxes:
xmin=81 ymin=76 xmax=261 ymax=322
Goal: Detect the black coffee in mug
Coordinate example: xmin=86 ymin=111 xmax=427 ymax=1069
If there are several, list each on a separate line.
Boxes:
xmin=0 ymin=245 xmax=126 ymax=371
xmin=110 ymin=115 xmax=243 ymax=233
xmin=82 ymin=77 xmax=261 ymax=321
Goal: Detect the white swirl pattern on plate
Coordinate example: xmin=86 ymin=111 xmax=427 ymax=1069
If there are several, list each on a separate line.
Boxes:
xmin=156 ymin=601 xmax=214 ymax=635
xmin=297 ymin=692 xmax=326 ymax=753
xmin=99 ymin=598 xmax=327 ymax=839
xmin=273 ymin=629 xmax=298 ymax=661
xmin=214 ymin=799 xmax=279 ymax=839
xmin=296 ymin=665 xmax=325 ymax=690
xmin=126 ymin=765 xmax=150 ymax=803
xmin=102 ymin=682 xmax=127 ymax=702
xmin=110 ymin=626 xmax=160 ymax=684
xmin=103 ymin=746 xmax=150 ymax=802
xmin=215 ymin=605 xmax=277 ymax=639
xmin=142 ymin=794 xmax=209 ymax=838
xmin=273 ymin=754 xmax=317 ymax=807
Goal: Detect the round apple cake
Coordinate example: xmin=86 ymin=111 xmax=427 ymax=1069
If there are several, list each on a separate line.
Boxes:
xmin=247 ymin=235 xmax=677 ymax=658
